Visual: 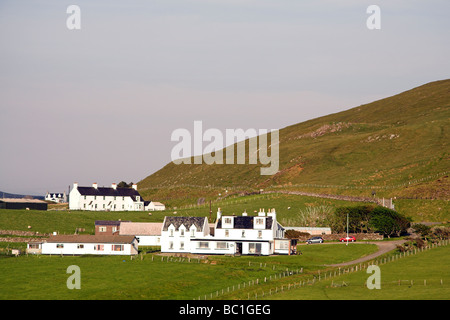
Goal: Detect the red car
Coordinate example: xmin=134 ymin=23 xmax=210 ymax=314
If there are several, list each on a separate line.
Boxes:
xmin=340 ymin=236 xmax=356 ymax=242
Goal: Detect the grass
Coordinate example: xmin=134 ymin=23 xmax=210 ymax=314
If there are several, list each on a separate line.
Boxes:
xmin=138 ymin=79 xmax=450 ymax=201
xmin=257 ymin=243 xmax=450 ymax=300
xmin=0 ymin=243 xmax=378 ymax=300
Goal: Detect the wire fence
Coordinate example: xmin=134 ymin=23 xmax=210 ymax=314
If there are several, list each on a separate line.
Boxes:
xmin=194 ymin=239 xmax=450 ymax=300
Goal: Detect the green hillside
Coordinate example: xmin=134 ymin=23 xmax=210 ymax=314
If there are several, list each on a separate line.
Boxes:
xmin=138 ymin=80 xmax=450 ymax=204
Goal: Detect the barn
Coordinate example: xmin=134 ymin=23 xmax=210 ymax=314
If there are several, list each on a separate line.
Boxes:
xmin=0 ymin=198 xmax=48 ymax=211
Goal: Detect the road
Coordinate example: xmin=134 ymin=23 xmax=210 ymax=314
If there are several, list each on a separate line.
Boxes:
xmin=325 ymin=240 xmax=407 ymax=267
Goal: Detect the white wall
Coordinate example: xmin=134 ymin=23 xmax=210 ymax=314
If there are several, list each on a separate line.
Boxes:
xmin=41 ymin=241 xmax=138 ymax=255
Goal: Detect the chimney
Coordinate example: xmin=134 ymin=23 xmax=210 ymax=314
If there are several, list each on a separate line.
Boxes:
xmin=112 ymin=183 xmax=117 ymax=190
xmin=217 ymin=208 xmax=222 ymax=220
xmin=132 ymin=184 xmax=137 ymax=191
xmin=242 ymin=210 xmax=247 ymax=216
xmin=73 ymin=182 xmax=78 ymax=189
xmin=258 ymin=208 xmax=265 ymax=216
xmin=92 ymin=182 xmax=98 ymax=189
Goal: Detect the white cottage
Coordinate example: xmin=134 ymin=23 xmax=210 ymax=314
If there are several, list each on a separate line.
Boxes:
xmin=145 ymin=201 xmax=166 ymax=211
xmin=28 ymin=234 xmax=139 ymax=255
xmin=45 ymin=191 xmax=67 ymax=203
xmin=69 ymin=182 xmax=144 ymax=211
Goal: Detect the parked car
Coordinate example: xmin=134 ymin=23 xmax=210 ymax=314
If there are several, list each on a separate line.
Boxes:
xmin=306 ymin=236 xmax=324 ymax=244
xmin=340 ymin=236 xmax=356 ymax=242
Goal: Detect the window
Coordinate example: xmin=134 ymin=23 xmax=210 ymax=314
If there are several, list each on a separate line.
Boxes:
xmin=56 ymin=244 xmax=64 ymax=248
xmin=224 ymin=217 xmax=232 ymax=224
xmin=180 ymin=242 xmax=184 ymax=250
xmin=198 ymin=242 xmax=209 ymax=249
xmin=241 ymin=230 xmax=245 ymax=238
xmin=112 ymin=245 xmax=124 ymax=251
xmin=99 ymin=226 xmax=107 ymax=232
xmin=83 ymin=204 xmax=86 ymax=209
xmin=258 ymin=230 xmax=262 ymax=239
xmin=77 ymin=244 xmax=84 ymax=249
xmin=103 ymin=204 xmax=105 ymax=209
xmin=112 ymin=227 xmax=117 ymax=233
xmin=216 ymin=242 xmax=228 ymax=250
xmin=180 ymin=229 xmax=184 ymax=237
xmin=225 ymin=230 xmax=229 ymax=237
xmin=28 ymin=243 xmax=40 ymax=249
xmin=94 ymin=245 xmax=104 ymax=251
xmin=169 ymin=241 xmax=174 ymax=250
xmin=190 ymin=228 xmax=196 ymax=237
xmin=255 ymin=218 xmax=264 ymax=225
xmin=169 ymin=229 xmax=174 ymax=237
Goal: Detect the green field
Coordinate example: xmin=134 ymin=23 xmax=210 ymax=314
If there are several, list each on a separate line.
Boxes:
xmin=258 ymin=243 xmax=450 ymax=300
xmin=0 ymin=243 xmax=378 ymax=300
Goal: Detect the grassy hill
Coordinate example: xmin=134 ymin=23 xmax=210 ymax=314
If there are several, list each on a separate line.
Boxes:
xmin=138 ymin=80 xmax=449 ymax=207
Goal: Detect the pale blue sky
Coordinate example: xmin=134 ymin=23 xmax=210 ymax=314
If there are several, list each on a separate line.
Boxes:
xmin=0 ymin=0 xmax=449 ymax=195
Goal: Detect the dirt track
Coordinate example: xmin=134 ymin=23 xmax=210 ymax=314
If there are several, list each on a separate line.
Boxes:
xmin=325 ymin=240 xmax=406 ymax=267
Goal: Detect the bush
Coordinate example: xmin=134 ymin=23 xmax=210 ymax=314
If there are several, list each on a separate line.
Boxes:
xmin=330 ymin=205 xmax=410 ymax=238
xmin=412 ymin=223 xmax=431 ymax=237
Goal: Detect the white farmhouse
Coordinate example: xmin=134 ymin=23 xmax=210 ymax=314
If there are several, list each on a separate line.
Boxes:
xmin=160 ymin=208 xmax=296 ymax=256
xmin=69 ymin=182 xmax=145 ymax=211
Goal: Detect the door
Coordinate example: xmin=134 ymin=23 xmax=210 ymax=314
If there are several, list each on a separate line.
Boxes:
xmin=255 ymin=243 xmax=262 ymax=255
xmin=236 ymin=242 xmax=242 ymax=254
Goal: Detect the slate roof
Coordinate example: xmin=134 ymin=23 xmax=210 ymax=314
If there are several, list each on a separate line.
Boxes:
xmin=216 ymin=216 xmax=273 ymax=230
xmin=76 ymin=186 xmax=143 ymax=201
xmin=162 ymin=216 xmax=207 ymax=231
xmin=95 ymin=220 xmax=127 ymax=226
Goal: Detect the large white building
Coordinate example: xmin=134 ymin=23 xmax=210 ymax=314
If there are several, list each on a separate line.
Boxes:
xmin=160 ymin=208 xmax=295 ymax=256
xmin=69 ymin=182 xmax=145 ymax=211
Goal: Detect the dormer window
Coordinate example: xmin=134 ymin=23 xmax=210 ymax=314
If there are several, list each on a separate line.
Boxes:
xmin=255 ymin=218 xmax=264 ymax=225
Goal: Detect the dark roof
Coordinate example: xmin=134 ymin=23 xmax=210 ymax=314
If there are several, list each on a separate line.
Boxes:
xmin=95 ymin=220 xmax=129 ymax=226
xmin=162 ymin=216 xmax=207 ymax=231
xmin=216 ymin=216 xmax=273 ymax=230
xmin=76 ymin=186 xmax=142 ymax=201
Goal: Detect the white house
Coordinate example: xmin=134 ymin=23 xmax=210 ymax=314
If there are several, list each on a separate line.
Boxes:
xmin=160 ymin=216 xmax=210 ymax=253
xmin=45 ymin=192 xmax=67 ymax=203
xmin=145 ymin=201 xmax=166 ymax=211
xmin=27 ymin=234 xmax=139 ymax=256
xmin=160 ymin=208 xmax=295 ymax=256
xmin=119 ymin=222 xmax=163 ymax=246
xmin=69 ymin=182 xmax=145 ymax=211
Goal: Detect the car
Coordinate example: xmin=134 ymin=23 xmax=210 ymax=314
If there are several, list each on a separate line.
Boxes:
xmin=340 ymin=236 xmax=356 ymax=242
xmin=306 ymin=236 xmax=324 ymax=244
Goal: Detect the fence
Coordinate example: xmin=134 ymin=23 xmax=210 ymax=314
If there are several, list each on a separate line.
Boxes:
xmin=194 ymin=239 xmax=449 ymax=300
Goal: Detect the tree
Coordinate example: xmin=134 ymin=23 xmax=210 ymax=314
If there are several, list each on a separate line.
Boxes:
xmin=117 ymin=181 xmax=133 ymax=188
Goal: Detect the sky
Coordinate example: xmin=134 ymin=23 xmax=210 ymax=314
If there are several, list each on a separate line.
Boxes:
xmin=0 ymin=0 xmax=449 ymax=195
